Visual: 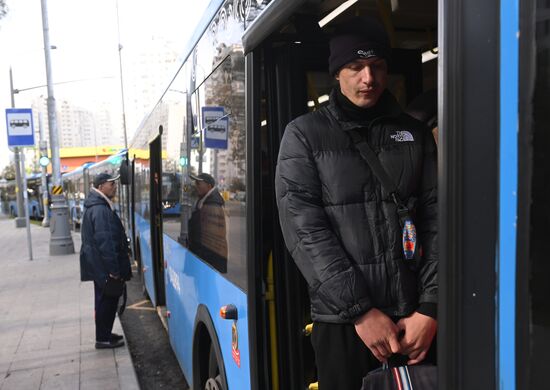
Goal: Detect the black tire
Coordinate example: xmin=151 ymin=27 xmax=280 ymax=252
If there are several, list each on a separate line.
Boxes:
xmin=205 ymin=344 xmax=224 ymax=390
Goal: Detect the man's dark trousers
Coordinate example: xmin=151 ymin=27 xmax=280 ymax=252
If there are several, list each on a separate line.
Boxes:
xmin=94 ymin=282 xmax=120 ymax=342
xmin=311 ymin=322 xmax=381 ymax=390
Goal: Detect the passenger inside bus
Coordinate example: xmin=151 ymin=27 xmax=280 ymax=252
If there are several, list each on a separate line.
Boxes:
xmin=275 ymin=16 xmax=438 ymax=390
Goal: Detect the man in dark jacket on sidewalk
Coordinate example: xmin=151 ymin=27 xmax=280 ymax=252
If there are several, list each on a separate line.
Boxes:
xmin=80 ymin=173 xmax=132 ymax=349
xmin=275 ymin=17 xmax=438 ymax=389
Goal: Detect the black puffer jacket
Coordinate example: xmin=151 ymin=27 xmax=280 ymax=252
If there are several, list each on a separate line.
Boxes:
xmin=80 ymin=189 xmax=132 ymax=288
xmin=275 ymin=90 xmax=438 ymax=323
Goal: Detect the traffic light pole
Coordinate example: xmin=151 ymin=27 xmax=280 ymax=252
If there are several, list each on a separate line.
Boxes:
xmin=41 ymin=0 xmax=74 ymax=255
xmin=38 ymin=113 xmax=50 ymax=227
xmin=20 ymin=150 xmax=33 ymax=260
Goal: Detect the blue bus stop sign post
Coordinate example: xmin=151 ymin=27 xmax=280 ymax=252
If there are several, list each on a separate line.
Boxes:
xmin=5 ymin=108 xmax=34 ymax=260
xmin=6 ymin=108 xmax=35 ymax=147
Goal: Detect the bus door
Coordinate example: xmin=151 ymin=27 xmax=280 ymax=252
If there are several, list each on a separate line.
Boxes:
xmin=251 ymin=12 xmax=430 ymax=390
xmin=251 ymin=32 xmax=330 ymax=390
xmin=150 ymin=133 xmax=166 ymax=306
xmin=130 ymin=158 xmax=140 ymax=275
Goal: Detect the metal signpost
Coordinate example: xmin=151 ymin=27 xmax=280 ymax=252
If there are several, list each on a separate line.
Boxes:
xmin=20 ymin=152 xmax=33 ymax=260
xmin=9 ymin=68 xmax=26 ymax=228
xmin=5 ymin=108 xmax=35 ymax=260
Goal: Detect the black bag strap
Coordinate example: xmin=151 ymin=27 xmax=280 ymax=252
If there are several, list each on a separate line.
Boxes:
xmin=118 ymin=283 xmax=127 ymax=316
xmin=348 ymin=129 xmax=410 ymax=220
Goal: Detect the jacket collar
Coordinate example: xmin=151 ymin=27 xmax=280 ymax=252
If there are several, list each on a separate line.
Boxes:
xmin=91 ymin=187 xmax=115 ymax=211
xmin=326 ymin=88 xmax=403 ymax=132
xmin=196 ymin=186 xmax=217 ymax=210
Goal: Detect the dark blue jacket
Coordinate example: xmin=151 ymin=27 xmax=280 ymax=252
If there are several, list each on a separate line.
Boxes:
xmin=79 ymin=189 xmax=131 ymax=287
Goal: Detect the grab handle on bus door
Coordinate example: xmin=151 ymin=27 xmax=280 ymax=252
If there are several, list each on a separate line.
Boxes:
xmin=220 ymin=304 xmax=238 ymax=320
xmin=304 ymin=323 xmax=313 ymax=336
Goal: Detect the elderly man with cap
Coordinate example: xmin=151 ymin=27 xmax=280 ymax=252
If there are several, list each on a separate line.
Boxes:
xmin=275 ymin=16 xmax=438 ymax=389
xmin=188 ymin=173 xmax=228 ymax=272
xmin=80 ymin=173 xmax=132 ymax=349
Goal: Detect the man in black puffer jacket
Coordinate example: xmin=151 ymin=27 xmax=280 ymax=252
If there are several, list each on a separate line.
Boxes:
xmin=275 ymin=17 xmax=438 ymax=389
xmin=80 ymin=173 xmax=132 ymax=349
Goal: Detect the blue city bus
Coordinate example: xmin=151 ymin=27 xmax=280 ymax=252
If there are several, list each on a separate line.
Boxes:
xmin=61 ymin=151 xmax=130 ymax=232
xmin=121 ymin=0 xmax=548 ymax=389
xmin=0 ymin=179 xmax=7 ymax=216
xmin=62 ymin=162 xmax=94 ymax=228
xmin=2 ymin=173 xmax=49 ymax=220
xmin=60 ymin=150 xmax=168 ymax=236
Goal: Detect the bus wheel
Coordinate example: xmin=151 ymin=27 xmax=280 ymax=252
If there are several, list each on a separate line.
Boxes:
xmin=205 ymin=378 xmax=222 ymax=390
xmin=205 ymin=344 xmax=223 ymax=390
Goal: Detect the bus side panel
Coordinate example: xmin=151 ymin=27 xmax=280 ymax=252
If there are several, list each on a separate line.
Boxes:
xmin=135 ymin=213 xmax=157 ymax=306
xmin=29 ymin=199 xmax=40 ymax=219
xmin=66 ymin=198 xmax=75 ymax=223
xmin=163 ymin=235 xmax=250 ymax=390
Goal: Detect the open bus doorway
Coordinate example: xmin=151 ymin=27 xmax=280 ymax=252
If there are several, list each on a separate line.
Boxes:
xmin=249 ymin=3 xmax=438 ymax=389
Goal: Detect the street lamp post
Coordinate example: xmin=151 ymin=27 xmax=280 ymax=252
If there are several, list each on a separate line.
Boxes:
xmin=116 ymin=0 xmax=131 ymax=234
xmin=116 ymin=0 xmax=128 ymax=149
xmin=41 ymin=0 xmax=74 ymax=255
xmin=8 ymin=67 xmax=34 ymax=260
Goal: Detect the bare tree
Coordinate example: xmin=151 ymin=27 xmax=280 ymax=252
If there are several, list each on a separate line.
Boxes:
xmin=1 ymin=163 xmax=15 ymax=180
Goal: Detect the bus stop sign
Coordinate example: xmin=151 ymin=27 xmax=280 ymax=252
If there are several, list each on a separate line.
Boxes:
xmin=5 ymin=108 xmax=35 ymax=147
xmin=202 ymin=106 xmax=228 ymax=150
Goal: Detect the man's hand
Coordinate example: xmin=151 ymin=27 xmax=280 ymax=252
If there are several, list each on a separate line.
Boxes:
xmin=396 ymin=312 xmax=437 ymax=365
xmin=354 ymin=308 xmax=401 ymax=362
xmin=109 ymin=273 xmax=120 ymax=280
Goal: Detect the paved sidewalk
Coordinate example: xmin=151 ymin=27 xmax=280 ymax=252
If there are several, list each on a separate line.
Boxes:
xmin=0 ymin=217 xmax=139 ymax=390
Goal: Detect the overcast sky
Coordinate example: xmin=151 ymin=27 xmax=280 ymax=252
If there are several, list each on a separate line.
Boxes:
xmin=0 ymin=0 xmax=208 ymax=170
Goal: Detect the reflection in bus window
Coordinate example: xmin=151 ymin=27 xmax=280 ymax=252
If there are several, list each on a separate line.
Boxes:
xmin=188 ymin=173 xmax=227 ymax=273
xmin=186 ymin=53 xmax=247 ymax=289
xmin=162 ymin=172 xmax=181 ymax=216
xmin=162 ymin=170 xmax=183 ymax=242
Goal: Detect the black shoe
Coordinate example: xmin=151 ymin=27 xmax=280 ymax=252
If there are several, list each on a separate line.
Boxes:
xmin=111 ymin=333 xmax=124 ymax=342
xmin=95 ymin=340 xmax=125 ymax=349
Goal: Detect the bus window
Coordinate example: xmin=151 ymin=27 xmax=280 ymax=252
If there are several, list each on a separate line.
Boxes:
xmin=135 ymin=162 xmax=150 ymax=220
xmin=187 ymin=53 xmax=247 ymax=289
xmin=161 ymin=172 xmax=182 ymax=241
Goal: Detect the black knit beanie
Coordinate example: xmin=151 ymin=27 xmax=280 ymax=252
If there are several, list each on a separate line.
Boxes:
xmin=328 ymin=16 xmax=391 ymax=76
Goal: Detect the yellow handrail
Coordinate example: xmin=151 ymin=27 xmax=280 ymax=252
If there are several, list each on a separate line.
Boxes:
xmin=266 ymin=252 xmax=279 ymax=390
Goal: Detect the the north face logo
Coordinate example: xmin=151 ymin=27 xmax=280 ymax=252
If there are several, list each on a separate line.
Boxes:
xmin=390 ymin=131 xmax=415 ymax=142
